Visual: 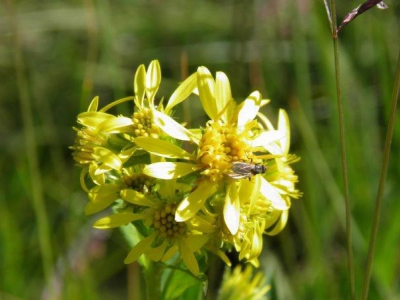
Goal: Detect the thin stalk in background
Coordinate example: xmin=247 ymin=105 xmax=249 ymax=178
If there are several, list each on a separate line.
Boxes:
xmin=361 ymin=50 xmax=400 ymax=300
xmin=327 ymin=0 xmax=356 ymax=299
xmin=5 ymin=0 xmax=53 ymax=287
xmin=144 ymin=261 xmax=162 ymax=300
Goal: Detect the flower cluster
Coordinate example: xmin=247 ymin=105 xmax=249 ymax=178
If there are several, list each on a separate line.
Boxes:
xmin=218 ymin=265 xmax=270 ymax=300
xmin=71 ymin=60 xmax=301 ymax=276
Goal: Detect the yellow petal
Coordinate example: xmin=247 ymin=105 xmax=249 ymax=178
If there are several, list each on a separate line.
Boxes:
xmin=187 ymin=216 xmax=215 ymax=233
xmin=93 ymin=147 xmax=122 ymax=170
xmin=278 ymin=109 xmax=290 ymax=154
xmin=124 ymin=232 xmax=157 ymax=264
xmin=223 ymin=184 xmax=240 ymax=235
xmin=120 ymin=189 xmax=156 ymax=207
xmin=176 ymin=180 xmax=217 ymax=222
xmin=147 ymin=240 xmax=169 ymax=261
xmin=134 ymin=64 xmax=146 ymax=107
xmin=165 ymin=72 xmax=197 ymax=113
xmin=256 ymin=111 xmax=275 ymax=131
xmin=146 ymin=60 xmax=161 ymax=103
xmin=119 ymin=147 xmax=136 ymax=164
xmin=152 ymin=110 xmax=199 ymax=143
xmin=85 ymin=184 xmax=120 ymax=215
xmin=265 ymin=210 xmax=289 ymax=236
xmin=87 ymin=96 xmax=99 ymax=112
xmin=180 ymin=239 xmax=200 ymax=276
xmin=143 ymin=162 xmax=195 ymax=179
xmin=93 ymin=212 xmax=143 ymax=229
xmin=260 ymin=177 xmax=289 ymax=210
xmin=239 ymin=174 xmax=261 ymax=214
xmin=186 ymin=234 xmax=210 ymax=252
xmin=96 ymin=116 xmax=134 ymax=133
xmin=250 ymin=130 xmax=286 ymax=155
xmin=134 ymin=137 xmax=195 ymax=160
xmin=78 ymin=111 xmax=114 ymax=128
xmin=213 ymin=248 xmax=231 ymax=266
xmin=215 ymin=71 xmax=233 ymax=123
xmin=161 ymin=244 xmax=178 ymax=262
xmin=88 ymin=162 xmax=105 ymax=185
xmin=237 ymin=91 xmax=262 ymax=128
xmin=197 ymin=66 xmax=218 ymax=120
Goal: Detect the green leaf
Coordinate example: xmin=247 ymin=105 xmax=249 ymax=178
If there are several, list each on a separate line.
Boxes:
xmin=163 ymin=268 xmax=201 ymax=300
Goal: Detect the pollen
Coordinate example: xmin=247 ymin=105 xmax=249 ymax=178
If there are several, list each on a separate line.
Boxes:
xmin=198 ymin=122 xmax=253 ymax=182
xmin=153 ymin=204 xmax=186 ymax=239
xmin=132 ymin=108 xmax=160 ymax=138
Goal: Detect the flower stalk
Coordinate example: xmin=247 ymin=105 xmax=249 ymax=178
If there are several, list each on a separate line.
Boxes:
xmin=329 ymin=1 xmax=356 ymax=298
xmin=361 ymin=49 xmax=400 ymax=300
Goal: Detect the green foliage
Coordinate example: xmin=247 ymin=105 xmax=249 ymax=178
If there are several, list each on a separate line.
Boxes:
xmin=1 ymin=0 xmax=399 ymax=299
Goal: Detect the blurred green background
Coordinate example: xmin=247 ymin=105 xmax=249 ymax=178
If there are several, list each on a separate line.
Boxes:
xmin=1 ymin=0 xmax=399 ymax=299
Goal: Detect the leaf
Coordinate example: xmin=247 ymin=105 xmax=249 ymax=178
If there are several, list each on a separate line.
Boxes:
xmin=163 ymin=267 xmax=201 ymax=300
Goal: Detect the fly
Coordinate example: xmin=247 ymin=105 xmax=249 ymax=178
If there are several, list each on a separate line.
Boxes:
xmin=228 ymin=162 xmax=267 ymax=180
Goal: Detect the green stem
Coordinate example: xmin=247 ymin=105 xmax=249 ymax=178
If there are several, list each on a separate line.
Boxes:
xmin=361 ymin=50 xmax=400 ymax=300
xmin=329 ymin=1 xmax=356 ymax=299
xmin=144 ymin=261 xmax=162 ymax=300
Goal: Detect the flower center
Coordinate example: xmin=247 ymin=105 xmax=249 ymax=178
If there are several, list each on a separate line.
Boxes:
xmin=124 ymin=173 xmax=153 ymax=194
xmin=132 ymin=108 xmax=159 ymax=138
xmin=197 ymin=122 xmax=254 ymax=182
xmin=153 ymin=204 xmax=186 ymax=239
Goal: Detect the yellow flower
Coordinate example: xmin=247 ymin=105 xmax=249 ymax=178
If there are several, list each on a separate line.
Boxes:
xmin=71 ymin=96 xmax=134 ymax=168
xmin=84 ymin=165 xmax=155 ymax=215
xmin=72 ymin=60 xmax=301 ymax=275
xmin=92 ymin=180 xmax=215 ymax=276
xmin=135 ymin=66 xmax=301 ymax=265
xmin=140 ymin=67 xmax=293 ymax=227
xmin=218 ymin=265 xmax=270 ymax=300
xmin=72 ymin=60 xmax=198 ymax=209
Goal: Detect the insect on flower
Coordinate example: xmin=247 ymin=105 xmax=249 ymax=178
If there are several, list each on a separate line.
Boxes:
xmin=229 ymin=161 xmax=267 ymax=180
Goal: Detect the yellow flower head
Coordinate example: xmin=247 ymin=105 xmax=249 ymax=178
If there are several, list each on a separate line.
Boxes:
xmin=72 ymin=60 xmax=301 ymax=278
xmin=93 ymin=180 xmax=215 ymax=276
xmin=218 ymin=265 xmax=270 ymax=300
xmin=138 ymin=66 xmax=300 ymax=265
